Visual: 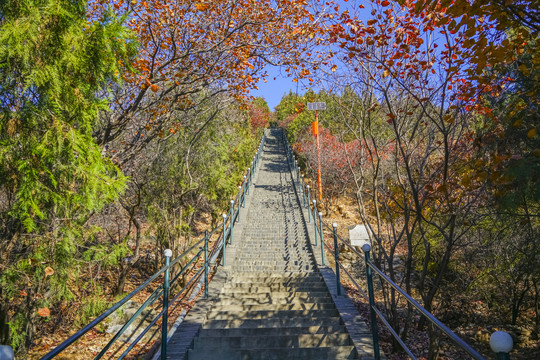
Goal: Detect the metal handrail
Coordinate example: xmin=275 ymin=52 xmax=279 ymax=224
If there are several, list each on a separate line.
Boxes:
xmin=282 ymin=134 xmax=486 ymax=360
xmin=42 ymin=132 xmax=267 ymax=360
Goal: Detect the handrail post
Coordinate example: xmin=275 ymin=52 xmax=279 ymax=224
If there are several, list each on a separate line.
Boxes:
xmin=204 ymin=231 xmax=209 ymax=299
xmin=229 ymin=200 xmax=234 ymax=244
xmin=306 ymin=186 xmax=311 ymax=222
xmin=241 ymin=183 xmax=246 ymax=208
xmin=301 ymin=175 xmax=306 ymax=206
xmin=363 ymin=244 xmax=381 ymax=360
xmin=248 ymin=165 xmax=253 ymax=191
xmin=332 ymin=223 xmax=341 ymax=296
xmin=296 ymin=160 xmax=300 ymax=183
xmin=222 ymin=214 xmax=227 ymax=266
xmin=318 ymin=212 xmax=325 ymax=266
xmin=161 ymin=249 xmax=172 ymax=360
xmin=312 ymin=200 xmax=318 ymax=246
xmin=236 ymin=190 xmax=241 ymax=223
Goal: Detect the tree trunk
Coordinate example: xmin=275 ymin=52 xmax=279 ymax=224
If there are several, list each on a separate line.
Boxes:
xmin=427 ymin=324 xmax=441 ymax=360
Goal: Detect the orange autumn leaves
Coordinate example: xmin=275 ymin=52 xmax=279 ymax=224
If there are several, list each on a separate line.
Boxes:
xmin=38 ymin=308 xmax=51 ymax=317
xmin=194 ymin=2 xmax=210 ymax=11
xmin=86 ymin=0 xmax=328 ymax=141
xmin=121 ymin=0 xmax=323 ymax=98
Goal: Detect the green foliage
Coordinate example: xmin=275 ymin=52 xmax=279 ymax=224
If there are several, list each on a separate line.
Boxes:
xmin=142 ymin=99 xmax=257 ymax=256
xmin=75 ymin=292 xmax=110 ymax=328
xmin=0 ymin=0 xmax=136 ymax=350
xmin=478 ymin=37 xmax=540 ymax=209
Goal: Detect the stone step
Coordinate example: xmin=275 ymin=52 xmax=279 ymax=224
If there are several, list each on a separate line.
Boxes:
xmin=202 ymin=316 xmax=344 ymax=330
xmin=233 ymin=265 xmax=316 ymax=272
xmin=206 ymin=309 xmax=340 ymax=321
xmin=228 ymin=273 xmax=322 ymax=281
xmin=209 ymin=303 xmax=337 ymax=312
xmin=197 ymin=325 xmax=348 ymax=337
xmin=236 ymin=248 xmax=310 ymax=251
xmin=225 ymin=278 xmax=324 ymax=286
xmin=222 ymin=284 xmax=327 ymax=292
xmin=219 ymin=289 xmax=331 ymax=297
xmin=187 ymin=345 xmax=358 ymax=360
xmin=192 ymin=333 xmax=352 ymax=349
xmin=214 ymin=296 xmax=334 ymax=306
xmin=231 ymin=259 xmax=312 ymax=265
xmin=235 ymin=251 xmax=311 ymax=256
xmin=235 ymin=248 xmax=311 ymax=252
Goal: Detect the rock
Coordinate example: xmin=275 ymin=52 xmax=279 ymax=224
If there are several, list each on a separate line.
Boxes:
xmin=105 ymin=300 xmax=159 ymax=344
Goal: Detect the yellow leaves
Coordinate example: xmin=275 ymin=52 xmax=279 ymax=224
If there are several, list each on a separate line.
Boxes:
xmin=460 ymin=172 xmax=472 ymax=188
xmin=367 ymin=19 xmax=377 ymax=26
xmin=382 ymin=69 xmax=390 ymax=78
xmin=331 ymin=64 xmax=338 ymax=72
xmin=533 ymin=149 xmax=540 ymax=158
xmin=444 ymin=114 xmax=454 ymax=123
xmin=436 ymin=184 xmax=447 ymax=194
xmin=518 ymin=63 xmax=530 ymax=76
xmin=44 ymin=267 xmax=54 ymax=278
xmin=527 ymin=128 xmax=537 ymax=139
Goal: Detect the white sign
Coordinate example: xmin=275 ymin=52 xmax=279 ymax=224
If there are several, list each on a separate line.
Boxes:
xmin=349 ymin=225 xmax=371 ymax=248
xmin=307 ymin=102 xmax=326 ymax=111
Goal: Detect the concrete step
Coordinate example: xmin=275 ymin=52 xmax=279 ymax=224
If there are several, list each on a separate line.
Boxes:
xmin=202 ymin=316 xmax=344 ymax=330
xmin=234 ymin=250 xmax=312 ymax=256
xmin=218 ymin=289 xmax=331 ymax=297
xmin=187 ymin=345 xmax=358 ymax=360
xmin=233 ymin=265 xmax=316 ymax=272
xmin=216 ymin=292 xmax=332 ymax=303
xmin=224 ymin=279 xmax=324 ymax=287
xmin=231 ymin=271 xmax=320 ymax=276
xmin=214 ymin=296 xmax=334 ymax=306
xmin=197 ymin=325 xmax=348 ymax=337
xmin=227 ymin=272 xmax=324 ymax=284
xmin=206 ymin=309 xmax=340 ymax=320
xmin=209 ymin=303 xmax=337 ymax=312
xmin=221 ymin=284 xmax=327 ymax=292
xmin=230 ymin=260 xmax=312 ymax=266
xmin=193 ymin=333 xmax=352 ymax=349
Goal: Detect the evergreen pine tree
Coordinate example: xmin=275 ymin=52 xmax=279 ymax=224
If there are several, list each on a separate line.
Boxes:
xmin=0 ymin=0 xmax=136 ymax=350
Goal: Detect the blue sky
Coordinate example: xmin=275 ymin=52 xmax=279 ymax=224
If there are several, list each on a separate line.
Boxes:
xmin=248 ymin=0 xmax=367 ymax=111
xmin=249 ymin=67 xmax=310 ymax=111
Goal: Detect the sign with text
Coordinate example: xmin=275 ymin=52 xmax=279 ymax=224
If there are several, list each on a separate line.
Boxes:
xmin=348 ymin=224 xmax=371 ymax=247
xmin=307 ymin=102 xmax=326 ymax=111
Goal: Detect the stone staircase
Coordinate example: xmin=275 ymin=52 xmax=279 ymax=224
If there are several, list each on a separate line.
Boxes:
xmin=168 ymin=129 xmax=370 ymax=360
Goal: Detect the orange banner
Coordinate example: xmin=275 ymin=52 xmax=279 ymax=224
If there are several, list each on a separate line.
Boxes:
xmin=312 ymin=121 xmax=318 ymax=135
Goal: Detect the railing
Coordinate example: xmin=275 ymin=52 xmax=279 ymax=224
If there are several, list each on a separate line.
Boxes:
xmin=41 ymin=132 xmax=266 ymax=360
xmin=281 ymin=132 xmax=488 ymax=360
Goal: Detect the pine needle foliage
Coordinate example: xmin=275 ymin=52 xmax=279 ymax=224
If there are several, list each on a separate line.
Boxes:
xmin=0 ymin=0 xmax=136 ymax=350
